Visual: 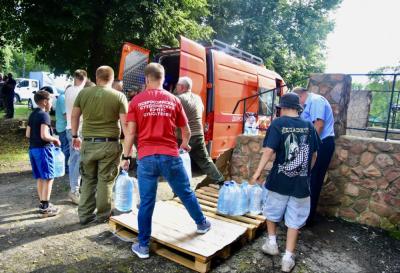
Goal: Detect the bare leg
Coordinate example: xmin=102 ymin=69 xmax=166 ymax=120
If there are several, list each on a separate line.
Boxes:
xmin=286 ymin=228 xmax=299 ymax=252
xmin=37 ymin=179 xmax=44 ymax=200
xmin=267 ymin=220 xmax=277 ymax=236
xmin=41 ymin=179 xmax=54 ymax=201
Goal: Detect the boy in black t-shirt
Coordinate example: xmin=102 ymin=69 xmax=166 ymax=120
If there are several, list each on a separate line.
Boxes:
xmin=26 ymin=91 xmax=61 ymax=217
xmin=250 ymin=93 xmax=319 ymax=272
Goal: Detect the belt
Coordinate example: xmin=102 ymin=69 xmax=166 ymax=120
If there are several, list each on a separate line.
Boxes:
xmin=83 ymin=137 xmax=119 ymax=142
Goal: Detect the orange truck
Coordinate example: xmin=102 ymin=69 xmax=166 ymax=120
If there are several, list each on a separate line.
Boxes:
xmin=118 ymin=36 xmax=285 ymax=159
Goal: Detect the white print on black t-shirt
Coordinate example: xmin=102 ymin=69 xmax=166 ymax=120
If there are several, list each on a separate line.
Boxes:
xmin=138 ymin=100 xmax=175 ymax=117
xmin=278 ymin=130 xmax=310 ymax=177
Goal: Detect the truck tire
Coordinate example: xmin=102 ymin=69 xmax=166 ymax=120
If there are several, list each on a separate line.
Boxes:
xmin=14 ymin=94 xmax=20 ymax=104
xmin=28 ymin=99 xmax=33 ymax=110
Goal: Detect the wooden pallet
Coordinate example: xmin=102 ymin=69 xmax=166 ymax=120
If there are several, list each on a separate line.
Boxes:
xmin=109 ymin=201 xmax=247 ymax=273
xmin=172 ymin=184 xmax=266 ymax=240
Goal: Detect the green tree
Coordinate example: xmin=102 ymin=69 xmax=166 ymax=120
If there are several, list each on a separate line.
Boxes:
xmin=366 ymin=64 xmax=400 ymax=128
xmin=207 ymin=0 xmax=342 ymax=85
xmin=17 ymin=0 xmax=212 ymax=78
xmin=0 ymin=45 xmax=50 ymax=77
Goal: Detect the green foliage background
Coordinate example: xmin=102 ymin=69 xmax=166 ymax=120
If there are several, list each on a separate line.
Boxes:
xmin=1 ymin=0 xmax=342 ymax=82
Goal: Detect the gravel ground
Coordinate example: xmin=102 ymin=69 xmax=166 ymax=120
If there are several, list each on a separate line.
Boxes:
xmin=0 ymin=171 xmax=399 ymax=273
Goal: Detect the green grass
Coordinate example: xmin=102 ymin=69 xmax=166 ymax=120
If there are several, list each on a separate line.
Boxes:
xmin=0 ymin=103 xmax=55 ymax=121
xmin=389 ymin=230 xmax=400 ymax=240
xmin=0 ymin=104 xmax=31 ymax=120
xmin=0 ymin=128 xmax=30 ymax=171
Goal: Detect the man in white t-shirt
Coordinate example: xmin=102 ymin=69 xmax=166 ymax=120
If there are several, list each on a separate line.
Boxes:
xmin=65 ymin=69 xmax=87 ymax=204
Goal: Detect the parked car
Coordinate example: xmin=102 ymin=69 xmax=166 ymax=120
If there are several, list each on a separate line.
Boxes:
xmin=14 ymin=78 xmax=40 ymax=103
xmin=28 ymin=85 xmax=62 ymax=115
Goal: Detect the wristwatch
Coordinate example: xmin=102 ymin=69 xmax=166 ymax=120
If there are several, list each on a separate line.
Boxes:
xmin=72 ymin=135 xmax=78 ymax=138
xmin=122 ymin=155 xmax=131 ymax=160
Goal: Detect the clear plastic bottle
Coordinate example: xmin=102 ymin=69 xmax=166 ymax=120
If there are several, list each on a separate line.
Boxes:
xmin=53 ymin=147 xmax=65 ymax=178
xmin=248 ymin=184 xmax=263 ymax=214
xmin=114 ymin=170 xmax=134 ymax=212
xmin=217 ymin=181 xmax=230 ymax=215
xmin=179 ymin=149 xmax=192 ymax=181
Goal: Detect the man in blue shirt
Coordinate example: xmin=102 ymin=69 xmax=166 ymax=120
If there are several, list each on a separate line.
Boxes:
xmin=293 ymin=87 xmax=335 ymax=225
xmin=55 ymin=89 xmax=69 ymax=172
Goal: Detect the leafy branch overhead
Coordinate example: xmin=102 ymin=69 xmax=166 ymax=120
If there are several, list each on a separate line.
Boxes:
xmin=1 ymin=0 xmax=341 ymax=82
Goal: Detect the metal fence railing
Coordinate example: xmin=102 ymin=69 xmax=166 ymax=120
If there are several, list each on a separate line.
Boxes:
xmin=348 ymin=73 xmax=400 ymax=141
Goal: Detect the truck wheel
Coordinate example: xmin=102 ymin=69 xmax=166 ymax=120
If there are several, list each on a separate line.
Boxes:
xmin=28 ymin=99 xmax=33 ymax=110
xmin=14 ymin=94 xmax=20 ymax=104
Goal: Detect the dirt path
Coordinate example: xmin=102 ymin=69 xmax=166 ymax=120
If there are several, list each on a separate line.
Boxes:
xmin=0 ymin=172 xmax=399 ymax=273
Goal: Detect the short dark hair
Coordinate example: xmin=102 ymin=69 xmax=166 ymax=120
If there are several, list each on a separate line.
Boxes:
xmin=144 ymin=63 xmax=164 ymax=81
xmin=34 ymin=90 xmax=51 ymax=104
xmin=74 ymin=69 xmax=87 ymax=82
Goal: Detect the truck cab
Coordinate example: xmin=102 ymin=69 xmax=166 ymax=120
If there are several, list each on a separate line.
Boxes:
xmin=119 ymin=36 xmax=285 ymax=158
xmin=14 ymin=78 xmax=39 ymax=102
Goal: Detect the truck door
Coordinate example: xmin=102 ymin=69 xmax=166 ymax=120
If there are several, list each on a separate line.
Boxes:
xmin=179 ymin=36 xmax=207 ymax=121
xmin=118 ymin=42 xmax=150 ymax=93
xmin=16 ymin=80 xmax=31 ymax=100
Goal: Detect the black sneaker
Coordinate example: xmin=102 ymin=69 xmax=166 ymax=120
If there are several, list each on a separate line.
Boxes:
xmin=40 ymin=204 xmax=59 ymax=218
xmin=38 ymin=203 xmax=46 ymax=214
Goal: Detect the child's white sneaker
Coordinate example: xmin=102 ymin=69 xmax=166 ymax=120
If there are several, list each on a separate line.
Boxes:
xmin=261 ymin=239 xmax=279 ymax=255
xmin=281 ymin=254 xmax=295 ymax=272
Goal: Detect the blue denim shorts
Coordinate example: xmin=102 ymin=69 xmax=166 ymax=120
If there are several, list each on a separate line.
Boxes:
xmin=29 ymin=146 xmax=55 ymax=180
xmin=263 ymin=190 xmax=310 ymax=229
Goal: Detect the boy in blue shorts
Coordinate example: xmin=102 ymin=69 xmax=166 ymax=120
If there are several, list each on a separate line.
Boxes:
xmin=250 ymin=93 xmax=319 ymax=272
xmin=26 ymin=90 xmax=61 ymax=217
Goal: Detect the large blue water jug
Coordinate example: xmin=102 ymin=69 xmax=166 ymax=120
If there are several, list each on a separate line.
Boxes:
xmin=53 ymin=147 xmax=65 ymax=177
xmin=229 ymin=181 xmax=248 ymax=216
xmin=217 ymin=181 xmax=232 ymax=215
xmin=248 ymin=184 xmax=263 ymax=215
xmin=179 ymin=149 xmax=192 ymax=181
xmin=114 ymin=170 xmax=134 ymax=212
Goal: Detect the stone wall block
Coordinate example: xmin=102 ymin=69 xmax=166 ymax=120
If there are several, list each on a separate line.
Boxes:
xmin=350 ymin=142 xmax=366 ymax=155
xmin=375 ymin=177 xmax=389 ymax=190
xmin=358 ymin=179 xmax=378 ymax=190
xmin=339 ymin=208 xmax=357 ymax=221
xmin=369 ymin=201 xmax=394 ymax=218
xmin=383 ymin=168 xmax=400 ymax=182
xmin=375 ymin=153 xmax=394 ymax=168
xmin=340 ymin=165 xmax=351 ymax=176
xmin=340 ymin=195 xmax=355 ymax=207
xmin=231 ymin=155 xmax=249 ymax=166
xmin=392 ymin=152 xmax=400 ymax=163
xmin=373 ymin=142 xmax=394 ymax=152
xmin=348 ymin=156 xmax=360 ymax=167
xmin=389 ymin=213 xmax=400 ymax=226
xmin=359 ymin=211 xmax=380 ymax=227
xmin=363 ymin=165 xmax=381 ymax=178
xmin=248 ymin=141 xmax=261 ymax=153
xmin=344 ymin=183 xmax=359 ymax=197
xmin=241 ymin=144 xmax=250 ymax=155
xmin=360 ymin=152 xmax=375 ymax=166
xmin=358 ymin=188 xmax=371 ymax=199
xmin=367 ymin=143 xmax=379 ymax=153
xmin=352 ymin=199 xmax=369 ymax=213
xmin=237 ymin=135 xmax=250 ymax=145
xmin=351 ymin=166 xmax=364 ymax=177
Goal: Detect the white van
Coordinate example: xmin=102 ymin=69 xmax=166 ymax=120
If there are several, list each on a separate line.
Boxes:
xmin=15 ymin=78 xmax=40 ymax=102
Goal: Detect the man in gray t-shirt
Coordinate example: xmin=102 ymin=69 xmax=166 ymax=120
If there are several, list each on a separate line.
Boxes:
xmin=176 ymin=77 xmax=224 ymax=187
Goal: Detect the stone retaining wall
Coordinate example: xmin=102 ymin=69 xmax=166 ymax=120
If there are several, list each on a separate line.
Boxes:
xmin=229 ymin=135 xmax=400 ymax=230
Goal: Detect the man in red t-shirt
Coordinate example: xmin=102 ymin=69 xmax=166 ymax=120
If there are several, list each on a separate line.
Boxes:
xmin=121 ymin=63 xmax=211 ymax=259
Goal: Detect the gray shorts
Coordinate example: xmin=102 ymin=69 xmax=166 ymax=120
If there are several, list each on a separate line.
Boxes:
xmin=263 ymin=190 xmax=310 ymax=229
